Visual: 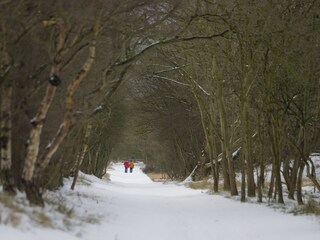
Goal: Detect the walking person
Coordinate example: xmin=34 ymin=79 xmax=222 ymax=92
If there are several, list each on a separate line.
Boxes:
xmin=129 ymin=161 xmax=135 ymax=173
xmin=123 ymin=161 xmax=130 ymax=173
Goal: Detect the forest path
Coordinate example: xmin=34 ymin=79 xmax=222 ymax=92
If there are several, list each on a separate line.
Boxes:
xmin=77 ymin=162 xmax=320 ymax=240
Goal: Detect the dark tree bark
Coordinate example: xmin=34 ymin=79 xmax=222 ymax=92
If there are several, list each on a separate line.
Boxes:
xmin=71 ymin=123 xmax=92 ymax=190
xmin=0 ymin=86 xmax=15 ymax=195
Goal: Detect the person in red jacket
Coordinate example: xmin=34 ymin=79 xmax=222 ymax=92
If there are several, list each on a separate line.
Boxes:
xmin=123 ymin=161 xmax=130 ymax=173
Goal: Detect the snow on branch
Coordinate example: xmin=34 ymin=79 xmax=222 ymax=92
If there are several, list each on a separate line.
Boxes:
xmin=193 ymin=80 xmax=210 ymax=96
xmin=93 ymin=105 xmax=103 ymax=114
xmin=181 ymin=165 xmax=198 ymax=185
xmin=153 ymin=75 xmax=190 ymax=86
xmin=153 ymin=66 xmax=186 ymax=74
xmin=232 ymin=147 xmax=241 ymax=159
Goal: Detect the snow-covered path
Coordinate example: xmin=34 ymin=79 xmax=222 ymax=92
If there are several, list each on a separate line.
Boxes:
xmin=1 ymin=162 xmax=320 ymax=240
xmin=77 ymin=162 xmax=320 ymax=240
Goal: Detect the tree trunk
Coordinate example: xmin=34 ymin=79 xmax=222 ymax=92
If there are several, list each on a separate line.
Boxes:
xmin=275 ymin=159 xmax=284 ymax=204
xmin=92 ymin=145 xmax=101 ymax=175
xmin=208 ymin=89 xmax=220 ymax=192
xmin=257 ymin=113 xmax=264 ymax=203
xmin=22 ymin=19 xmax=70 ymax=205
xmin=212 ymin=57 xmax=238 ymax=196
xmin=296 ymin=161 xmax=305 ymax=205
xmin=22 ymin=84 xmax=58 ymax=181
xmin=305 ymin=158 xmax=320 ymax=192
xmin=22 ymin=19 xmax=69 ymax=185
xmin=221 ymin=149 xmax=230 ymax=191
xmin=71 ymin=124 xmax=92 ymax=190
xmin=240 ymin=73 xmax=255 ymax=197
xmin=282 ymin=156 xmax=293 ymax=199
xmin=24 ymin=16 xmax=100 ymax=206
xmin=246 ymin=129 xmax=256 ymax=197
xmin=268 ymin=165 xmax=275 ymax=199
xmin=0 ymin=86 xmax=15 ymax=195
xmin=241 ymin=153 xmax=246 ymax=202
xmin=257 ymin=167 xmax=263 ymax=203
xmin=287 ymin=126 xmax=304 ymax=200
xmin=189 ymin=64 xmax=218 ymax=191
xmin=270 ymin=115 xmax=284 ymax=204
xmin=35 ymin=20 xmax=99 ymax=179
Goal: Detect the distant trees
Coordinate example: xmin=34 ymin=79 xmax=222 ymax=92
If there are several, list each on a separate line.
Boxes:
xmin=131 ymin=58 xmax=204 ymax=178
xmin=127 ymin=0 xmax=320 ymax=205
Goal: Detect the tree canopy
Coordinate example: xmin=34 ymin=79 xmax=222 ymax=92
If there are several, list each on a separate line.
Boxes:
xmin=0 ymin=0 xmax=319 ymax=205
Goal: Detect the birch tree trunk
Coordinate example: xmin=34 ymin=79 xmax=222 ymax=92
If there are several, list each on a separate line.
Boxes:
xmin=25 ymin=16 xmax=100 ymax=206
xmin=36 ymin=18 xmax=99 ymax=178
xmin=22 ymin=19 xmax=69 ymax=205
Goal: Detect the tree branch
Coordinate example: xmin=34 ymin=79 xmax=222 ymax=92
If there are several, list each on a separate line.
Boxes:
xmin=109 ymin=30 xmax=229 ymax=71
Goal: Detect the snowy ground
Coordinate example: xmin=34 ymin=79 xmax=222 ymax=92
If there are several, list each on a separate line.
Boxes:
xmin=1 ymin=162 xmax=320 ymax=240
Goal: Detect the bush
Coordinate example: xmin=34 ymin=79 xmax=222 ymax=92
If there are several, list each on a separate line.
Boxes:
xmin=300 ymin=198 xmax=320 ymax=216
xmin=142 ymin=165 xmax=160 ymax=174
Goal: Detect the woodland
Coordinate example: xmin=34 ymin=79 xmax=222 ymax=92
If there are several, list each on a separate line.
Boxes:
xmin=0 ymin=0 xmax=320 ymax=207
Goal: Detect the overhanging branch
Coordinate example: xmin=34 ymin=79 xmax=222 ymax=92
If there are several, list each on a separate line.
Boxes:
xmin=111 ymin=30 xmax=229 ymax=69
